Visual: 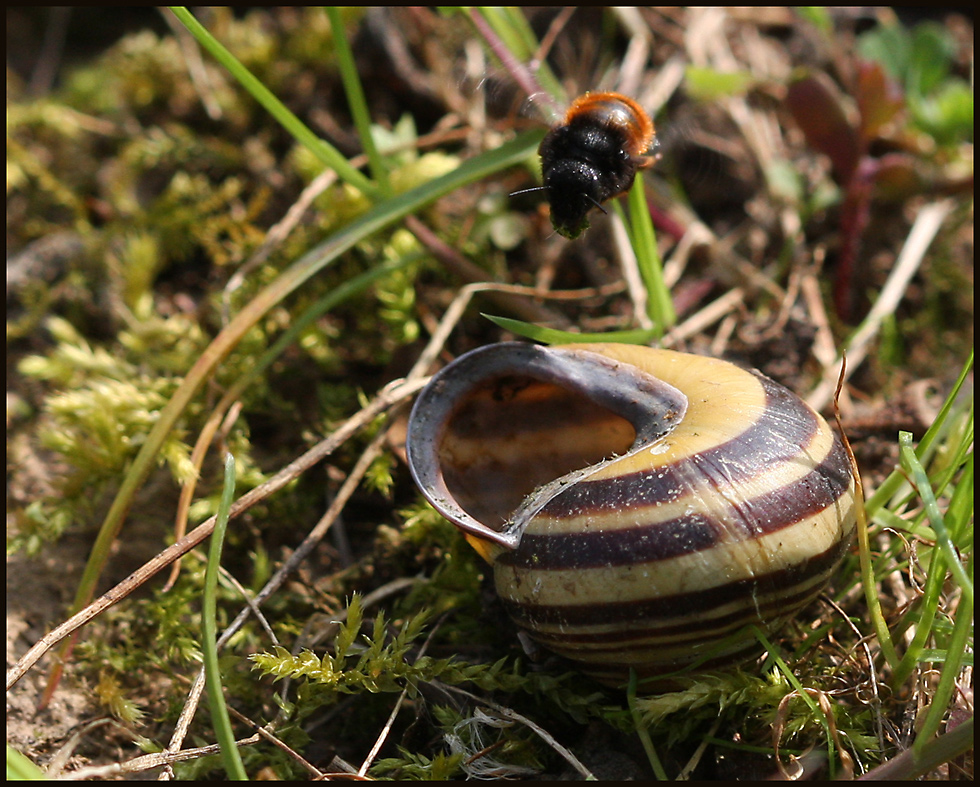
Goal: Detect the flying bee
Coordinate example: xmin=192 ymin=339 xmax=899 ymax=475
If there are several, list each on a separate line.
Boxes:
xmin=518 ymin=91 xmax=659 ymax=239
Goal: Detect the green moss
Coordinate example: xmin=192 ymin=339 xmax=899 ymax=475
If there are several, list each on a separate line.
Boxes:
xmin=6 ymin=8 xmax=970 ymax=780
xmin=371 ymin=748 xmax=466 ymax=781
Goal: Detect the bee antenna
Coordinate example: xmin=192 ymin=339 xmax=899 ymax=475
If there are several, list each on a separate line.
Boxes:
xmin=509 ymin=185 xmax=549 ymax=198
xmin=586 ymin=195 xmax=608 ymax=215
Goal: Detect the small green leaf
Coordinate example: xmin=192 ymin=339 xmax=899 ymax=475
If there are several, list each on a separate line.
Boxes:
xmin=481 ymin=314 xmax=661 ymax=346
xmin=7 ymin=745 xmax=47 ymax=780
xmin=909 ymin=81 xmax=974 ymax=145
xmin=765 ymin=159 xmax=804 ymax=205
xmin=856 ymin=23 xmax=911 ymax=85
xmin=685 ymin=66 xmax=755 ymax=101
xmin=907 ymin=22 xmax=957 ymax=95
xmin=335 ymin=594 xmax=364 ymax=661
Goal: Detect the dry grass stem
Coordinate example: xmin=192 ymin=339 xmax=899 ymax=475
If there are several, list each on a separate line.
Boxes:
xmin=6 ymin=377 xmax=428 ymax=691
xmin=59 ymin=734 xmax=261 ymax=781
xmin=218 ymin=565 xmax=279 ymax=646
xmin=405 ymin=215 xmax=570 ymax=326
xmin=222 ymin=162 xmax=352 ymax=321
xmin=800 ymin=268 xmax=839 ymax=369
xmin=663 ymin=286 xmax=746 ymax=347
xmin=163 ymin=7 xmax=223 ymax=121
xmin=225 ymin=705 xmax=326 ymax=779
xmin=439 ymin=684 xmax=595 ymax=779
xmin=662 ymin=220 xmax=714 ymax=288
xmin=807 ymin=199 xmax=955 ymax=411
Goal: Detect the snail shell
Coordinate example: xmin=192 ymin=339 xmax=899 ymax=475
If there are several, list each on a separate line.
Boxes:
xmin=406 ymin=342 xmax=857 ymax=686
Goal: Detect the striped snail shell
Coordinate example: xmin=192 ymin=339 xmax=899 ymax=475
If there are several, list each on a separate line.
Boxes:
xmin=406 ymin=342 xmax=857 ymax=687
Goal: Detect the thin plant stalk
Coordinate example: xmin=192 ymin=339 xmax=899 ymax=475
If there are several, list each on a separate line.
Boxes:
xmin=325 ymin=7 xmax=391 ymax=194
xmin=470 ymin=7 xmax=565 ymax=110
xmin=624 ymin=176 xmax=674 ymax=330
xmin=853 ymin=450 xmax=902 ymax=672
xmin=497 ymin=6 xmax=565 ymax=101
xmin=627 ymin=671 xmax=668 ymax=780
xmin=831 ymin=359 xmax=903 ymax=676
xmin=752 ymin=626 xmax=839 ymax=779
xmin=864 ymin=350 xmax=973 ymax=518
xmin=168 ymin=6 xmax=378 ymax=199
xmin=899 ymin=432 xmax=974 ymax=610
xmin=202 ymin=453 xmax=248 ymax=781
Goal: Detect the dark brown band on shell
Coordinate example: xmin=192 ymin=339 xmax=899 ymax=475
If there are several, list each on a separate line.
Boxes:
xmin=404 ymin=343 xmax=857 ymax=686
xmin=496 ymin=439 xmax=853 ymax=571
xmin=499 ymin=535 xmax=851 ymax=630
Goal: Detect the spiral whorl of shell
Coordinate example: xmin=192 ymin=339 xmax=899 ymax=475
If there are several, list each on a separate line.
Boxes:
xmin=407 ymin=343 xmax=857 ymax=686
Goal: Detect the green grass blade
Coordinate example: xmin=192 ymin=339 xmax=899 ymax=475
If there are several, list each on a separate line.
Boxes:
xmin=944 ymin=451 xmax=974 ymax=549
xmin=865 ymin=349 xmax=973 ymax=517
xmin=7 ymin=745 xmax=46 ymax=780
xmin=855 ymin=470 xmax=902 ymax=671
xmin=224 ymin=254 xmax=424 ymax=409
xmin=482 ymin=313 xmax=660 ymax=345
xmin=168 ymin=6 xmax=379 ymax=199
xmin=623 ymin=175 xmax=675 ymax=331
xmin=913 ymin=552 xmax=973 ymax=750
xmin=899 ymin=431 xmax=974 ymax=606
xmin=628 ymin=671 xmax=668 ymax=780
xmin=202 ymin=453 xmax=248 ymax=780
xmin=326 ymin=7 xmax=391 ymax=194
xmin=888 ymin=398 xmax=972 ymax=689
xmin=854 ymin=351 xmax=973 ymax=685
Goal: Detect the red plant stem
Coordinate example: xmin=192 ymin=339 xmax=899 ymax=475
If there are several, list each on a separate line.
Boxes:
xmin=835 ymin=157 xmax=880 ymax=321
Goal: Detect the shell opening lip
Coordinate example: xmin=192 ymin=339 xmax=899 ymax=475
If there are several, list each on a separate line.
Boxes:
xmin=406 ymin=342 xmax=689 ymax=552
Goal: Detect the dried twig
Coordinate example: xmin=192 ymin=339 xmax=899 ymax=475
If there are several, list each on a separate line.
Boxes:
xmin=163 ymin=7 xmax=222 ymax=120
xmin=58 ymin=735 xmax=261 ymax=781
xmin=438 ymin=684 xmax=595 ymax=779
xmin=221 ymin=163 xmax=353 ymax=323
xmin=800 ymin=264 xmax=839 ymax=369
xmin=662 ymin=287 xmax=745 ymax=347
xmin=612 ymin=213 xmax=654 ymax=330
xmin=226 ymin=705 xmax=325 ymax=779
xmin=405 ymin=215 xmax=570 ymax=327
xmin=6 ymin=377 xmax=427 ymax=692
xmin=807 ymin=199 xmax=954 ymax=411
